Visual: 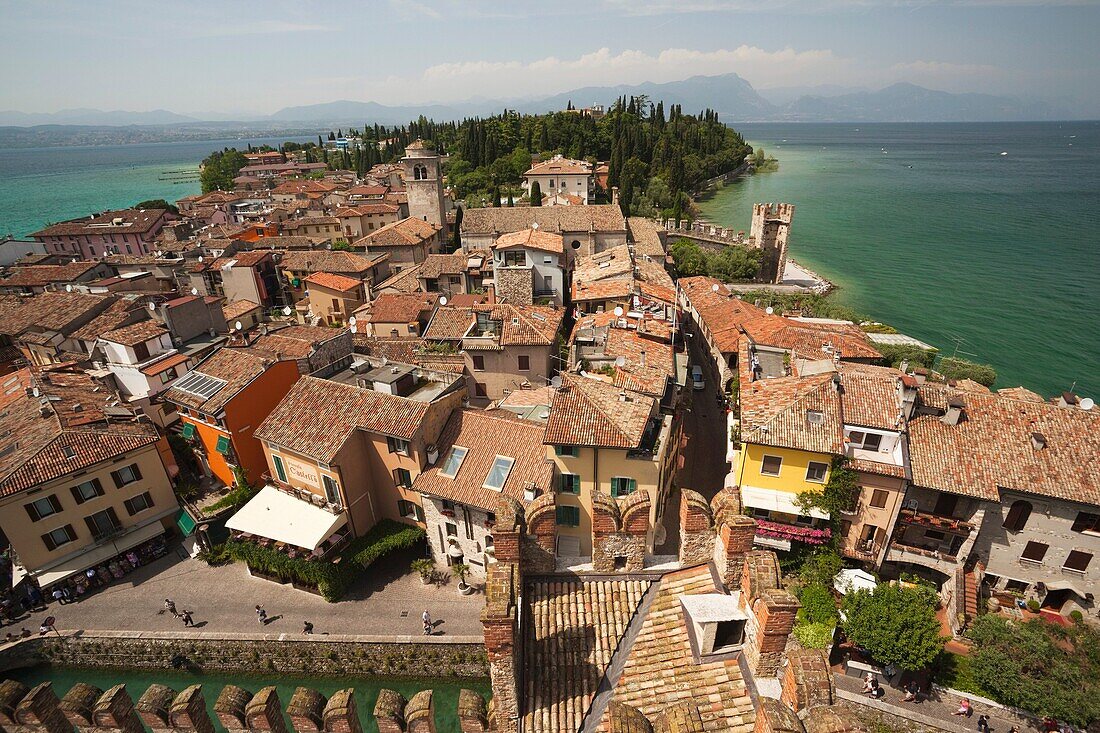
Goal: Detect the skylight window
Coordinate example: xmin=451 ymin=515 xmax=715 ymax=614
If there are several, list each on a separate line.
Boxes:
xmin=807 ymin=410 xmax=824 ymax=425
xmin=439 ymin=446 xmax=468 ymax=478
xmin=483 ymin=455 xmax=515 ymax=491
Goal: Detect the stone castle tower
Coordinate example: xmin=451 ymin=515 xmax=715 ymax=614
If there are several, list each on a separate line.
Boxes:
xmin=750 ymin=203 xmax=794 ymax=285
xmin=401 ymin=140 xmax=446 ymax=231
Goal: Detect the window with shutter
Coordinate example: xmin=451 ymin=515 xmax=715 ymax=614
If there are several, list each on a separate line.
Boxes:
xmin=71 ymin=479 xmax=103 ymax=503
xmin=1002 ymin=500 xmax=1032 ymax=532
xmin=556 ymin=505 xmax=580 ymax=527
xmin=42 ymin=525 xmax=75 ymax=551
xmin=26 ymin=495 xmax=62 ymax=521
xmin=1020 ymin=541 xmax=1048 ymax=563
xmin=272 ymin=455 xmax=287 ymax=482
xmin=559 ymin=474 xmax=580 ymax=494
xmin=610 ymin=477 xmax=636 ymax=497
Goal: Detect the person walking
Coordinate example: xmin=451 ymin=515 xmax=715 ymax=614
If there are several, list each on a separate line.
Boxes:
xmin=256 ymin=605 xmax=267 ymax=625
xmin=977 ymin=715 xmax=990 ymax=733
xmin=954 ymin=699 xmax=973 ymax=717
xmin=422 ymin=609 xmax=432 ymax=636
xmin=902 ymin=680 xmax=920 ymax=703
xmin=302 ymin=621 xmax=314 ymax=635
xmin=180 ymin=610 xmax=194 ymax=627
xmin=52 ymin=589 xmax=65 ymax=605
xmin=164 ymin=599 xmax=177 ymax=616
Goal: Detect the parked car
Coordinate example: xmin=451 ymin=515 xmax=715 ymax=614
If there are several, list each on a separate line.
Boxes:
xmin=691 ymin=365 xmax=705 ymax=391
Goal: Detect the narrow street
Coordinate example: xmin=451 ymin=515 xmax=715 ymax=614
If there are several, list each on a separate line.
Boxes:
xmin=675 ymin=321 xmax=732 ymax=501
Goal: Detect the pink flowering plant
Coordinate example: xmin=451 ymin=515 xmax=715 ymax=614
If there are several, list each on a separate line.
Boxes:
xmin=755 ymin=519 xmax=832 ymax=545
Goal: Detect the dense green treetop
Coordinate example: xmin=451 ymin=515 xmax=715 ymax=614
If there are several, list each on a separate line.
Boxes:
xmin=841 ymin=583 xmax=944 ymax=671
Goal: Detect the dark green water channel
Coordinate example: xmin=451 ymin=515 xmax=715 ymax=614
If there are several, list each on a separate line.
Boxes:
xmin=5 ymin=665 xmax=490 ymax=733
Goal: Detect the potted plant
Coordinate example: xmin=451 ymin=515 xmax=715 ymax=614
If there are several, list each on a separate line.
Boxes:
xmin=410 ymin=558 xmax=435 ymax=585
xmin=452 ymin=562 xmax=474 ymax=595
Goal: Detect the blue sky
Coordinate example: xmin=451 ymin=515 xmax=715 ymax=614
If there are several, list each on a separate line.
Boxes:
xmin=1 ymin=0 xmax=1097 ymax=115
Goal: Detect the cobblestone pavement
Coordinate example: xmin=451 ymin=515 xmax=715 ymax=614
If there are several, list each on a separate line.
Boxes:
xmin=834 ymin=671 xmax=1041 ymax=733
xmin=3 ymin=546 xmax=484 ymax=638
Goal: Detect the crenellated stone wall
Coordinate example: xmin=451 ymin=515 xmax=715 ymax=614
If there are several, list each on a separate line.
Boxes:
xmin=0 ymin=682 xmax=489 ymax=733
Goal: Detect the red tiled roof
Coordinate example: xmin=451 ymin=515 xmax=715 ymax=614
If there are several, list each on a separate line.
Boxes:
xmin=305 ymin=272 xmax=363 ymax=292
xmin=365 ymin=293 xmax=437 ymax=324
xmin=492 ymin=228 xmax=564 ymax=254
xmin=101 ymin=319 xmax=167 ymax=347
xmin=356 ymin=217 xmax=439 ymax=248
xmin=413 ymin=409 xmax=554 ymax=511
xmin=544 ymin=374 xmax=654 ymax=449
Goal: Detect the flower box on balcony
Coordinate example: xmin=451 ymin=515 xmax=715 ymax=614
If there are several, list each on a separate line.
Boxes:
xmin=754 ymin=518 xmax=832 ymax=546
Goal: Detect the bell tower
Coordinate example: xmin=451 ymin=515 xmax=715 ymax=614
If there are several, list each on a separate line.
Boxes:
xmin=401 ymin=140 xmax=446 ymax=231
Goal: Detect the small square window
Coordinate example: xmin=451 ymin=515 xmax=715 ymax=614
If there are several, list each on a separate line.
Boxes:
xmin=446 ymin=522 xmax=458 ymax=537
xmin=518 ymin=355 xmax=530 ymax=371
xmin=439 ymin=446 xmax=468 ymax=478
xmin=1063 ymin=550 xmax=1091 ymax=572
xmin=610 ymin=477 xmax=637 ymax=497
xmin=1021 ymin=541 xmax=1048 ymax=563
xmin=805 ymin=462 xmax=828 ymax=483
xmin=559 ymin=474 xmax=580 ymax=494
xmin=555 ymin=445 xmax=578 ymax=457
xmin=484 ymin=455 xmax=515 ymax=491
xmin=387 ymin=436 xmax=410 ymax=455
xmin=555 ymin=505 xmax=580 ymax=527
xmin=472 ymin=355 xmax=485 ymax=371
xmin=807 ymin=410 xmax=824 ymax=425
xmin=761 ymin=455 xmax=782 ymax=476
xmin=870 ymin=489 xmax=889 ymax=509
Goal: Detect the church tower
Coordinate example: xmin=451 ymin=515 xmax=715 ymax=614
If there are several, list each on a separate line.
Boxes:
xmin=401 ymin=140 xmax=446 ymax=231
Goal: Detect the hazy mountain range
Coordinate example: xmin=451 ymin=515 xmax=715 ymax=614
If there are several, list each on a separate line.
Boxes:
xmin=0 ymin=73 xmax=1087 ymax=135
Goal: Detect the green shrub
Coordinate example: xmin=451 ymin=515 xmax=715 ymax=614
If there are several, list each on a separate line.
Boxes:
xmin=197 ymin=543 xmax=234 ymax=567
xmin=207 ymin=482 xmax=260 ymax=513
xmin=875 ymin=343 xmax=937 ymax=370
xmin=798 ymin=550 xmax=844 ymax=589
xmin=798 ymin=583 xmax=839 ymax=626
xmin=937 ymin=356 xmax=997 ymax=387
xmin=1026 ymin=599 xmax=1041 ymax=612
xmin=226 ymin=519 xmax=424 ymax=601
xmin=1070 ymin=610 xmax=1084 ymax=623
xmin=794 ymin=622 xmax=835 ymax=649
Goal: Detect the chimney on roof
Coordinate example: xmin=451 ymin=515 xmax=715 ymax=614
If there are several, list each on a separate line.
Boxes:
xmin=912 ymin=368 xmax=928 ymax=385
xmin=611 ymin=187 xmax=619 ymax=205
xmin=619 ymin=391 xmax=630 ymax=402
xmin=1030 ymin=432 xmax=1047 ymax=451
xmin=899 ymin=359 xmax=910 ymax=374
xmin=942 ymin=397 xmax=965 ymax=426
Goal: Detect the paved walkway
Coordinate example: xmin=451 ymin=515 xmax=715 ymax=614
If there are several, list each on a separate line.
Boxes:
xmin=676 ymin=327 xmax=731 ymax=499
xmin=835 ymin=672 xmax=1040 ymax=733
xmin=3 ymin=546 xmax=484 ymax=639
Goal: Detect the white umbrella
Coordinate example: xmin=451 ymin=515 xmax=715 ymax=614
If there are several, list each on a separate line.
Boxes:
xmin=834 ymin=568 xmax=878 ymax=595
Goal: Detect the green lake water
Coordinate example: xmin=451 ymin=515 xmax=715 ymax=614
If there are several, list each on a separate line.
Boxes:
xmin=698 ymin=122 xmax=1100 ymax=399
xmin=4 ymin=665 xmax=489 ymax=733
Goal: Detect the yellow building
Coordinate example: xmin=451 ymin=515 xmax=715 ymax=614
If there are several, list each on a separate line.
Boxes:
xmin=0 ymin=366 xmax=179 ymax=593
xmin=544 ymin=374 xmax=675 ymax=558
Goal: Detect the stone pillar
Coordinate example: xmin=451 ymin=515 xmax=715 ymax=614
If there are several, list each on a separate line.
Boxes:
xmin=404 ymin=691 xmax=433 ymax=733
xmin=492 ymin=497 xmax=523 ymax=565
xmin=748 ymin=588 xmax=800 ymax=676
xmin=135 ymin=685 xmax=176 ymax=733
xmin=245 ymin=688 xmax=286 ymax=733
xmin=590 ymin=492 xmax=622 ymax=573
xmin=753 ymin=700 xmax=803 ymax=733
xmin=617 ymin=491 xmax=651 ymax=572
xmin=15 ymin=683 xmax=73 ymax=733
xmin=740 ymin=551 xmax=782 ymax=602
xmin=523 ymin=493 xmax=557 ymax=573
xmin=372 ymin=690 xmax=406 ymax=733
xmin=456 ymin=691 xmax=488 ymax=733
xmin=92 ymin=685 xmax=143 ymax=733
xmin=714 ymin=515 xmax=756 ymax=590
xmin=0 ymin=680 xmax=31 ymax=733
xmin=481 ymin=562 xmax=519 ymax=733
xmin=59 ymin=684 xmax=101 ymax=732
xmin=214 ymin=686 xmax=252 ymax=733
xmin=169 ymin=687 xmax=214 ymax=733
xmin=781 ymin=649 xmax=834 ymax=713
xmin=322 ymin=691 xmax=361 ymax=733
xmin=285 ymin=689 xmax=326 ymax=733
xmin=678 ymin=489 xmax=714 ymax=566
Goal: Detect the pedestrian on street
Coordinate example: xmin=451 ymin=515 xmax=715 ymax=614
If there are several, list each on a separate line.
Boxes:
xmin=902 ymin=680 xmax=920 ymax=703
xmin=422 ymin=609 xmax=432 ymax=635
xmin=977 ymin=715 xmax=990 ymax=733
xmin=51 ymin=589 xmax=64 ymax=605
xmin=302 ymin=621 xmax=314 ymax=635
xmin=164 ymin=599 xmax=177 ymax=616
xmin=954 ymin=699 xmax=973 ymax=717
xmin=180 ymin=610 xmax=194 ymax=627
xmin=256 ymin=605 xmax=267 ymax=625
xmin=861 ymin=673 xmax=875 ymax=694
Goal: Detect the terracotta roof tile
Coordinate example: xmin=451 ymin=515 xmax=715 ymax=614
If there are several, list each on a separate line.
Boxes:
xmin=0 ymin=262 xmax=102 ymax=288
xmin=364 ymin=293 xmax=438 ymax=324
xmin=30 ymin=208 xmax=170 ymax=238
xmin=280 ymin=250 xmax=384 ymax=276
xmin=460 ymin=205 xmax=626 ymax=236
xmin=419 ymin=254 xmax=467 ymax=278
xmin=356 ymin=217 xmax=439 ymax=248
xmin=254 ymin=376 xmax=431 ymax=463
xmin=163 ymin=347 xmax=278 ymax=414
xmin=305 ymin=272 xmax=363 ymax=292
xmin=739 ymin=373 xmax=845 ymax=454
xmin=222 ymin=299 xmax=261 ymax=320
xmin=544 ymin=375 xmax=655 ymax=449
xmin=413 ymin=409 xmax=553 ymax=511
xmin=101 ymin=319 xmax=167 ymax=347
xmin=525 ymin=156 xmax=592 ymax=176
xmin=374 ymin=264 xmax=423 ymax=294
xmin=492 ymin=228 xmax=564 ymax=254
xmin=0 ymin=293 xmax=114 ymax=338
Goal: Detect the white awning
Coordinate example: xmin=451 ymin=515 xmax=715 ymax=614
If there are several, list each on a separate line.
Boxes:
xmin=34 ymin=520 xmax=166 ymax=588
xmin=834 ymin=568 xmax=878 ymax=595
xmin=226 ymin=485 xmax=347 ymax=551
xmin=740 ymin=485 xmax=830 ymax=520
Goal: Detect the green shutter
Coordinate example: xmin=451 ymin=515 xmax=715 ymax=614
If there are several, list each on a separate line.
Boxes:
xmin=175 ymin=509 xmax=197 ymax=537
xmin=611 ymin=477 xmax=636 ymax=497
xmin=180 ymin=423 xmax=195 ymax=440
xmin=273 ymin=455 xmax=287 ymax=482
xmin=215 ymin=435 xmax=231 ymax=455
xmin=556 ymin=506 xmax=579 ymax=527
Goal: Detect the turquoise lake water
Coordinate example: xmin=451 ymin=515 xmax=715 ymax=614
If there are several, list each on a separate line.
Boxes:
xmin=5 ymin=665 xmax=489 ymax=733
xmin=699 ymin=122 xmax=1100 ymax=399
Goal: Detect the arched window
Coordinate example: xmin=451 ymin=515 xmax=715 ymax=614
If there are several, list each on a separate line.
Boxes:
xmin=1003 ymin=500 xmax=1033 ymax=532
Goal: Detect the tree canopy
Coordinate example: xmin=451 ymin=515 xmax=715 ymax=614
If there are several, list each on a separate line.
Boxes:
xmin=199 ymin=148 xmax=248 ymax=193
xmin=936 ymin=356 xmax=997 ymax=387
xmin=965 ymin=615 xmax=1100 ymax=726
xmin=841 ymin=583 xmax=944 ymax=671
xmin=133 ymin=199 xmax=178 ymax=215
xmin=669 ymin=238 xmax=761 ymax=282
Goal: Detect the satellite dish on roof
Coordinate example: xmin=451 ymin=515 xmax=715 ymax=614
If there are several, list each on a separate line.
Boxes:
xmin=350 ymin=324 xmax=357 ymax=334
xmin=613 ymin=306 xmax=624 ymax=317
xmin=765 ymin=307 xmax=774 ymax=315
xmin=439 ymin=296 xmax=448 ymax=306
xmin=711 ymin=284 xmax=720 ymax=293
xmin=348 ymin=316 xmax=356 ymax=326
xmin=148 ymin=302 xmax=156 ymax=311
xmin=615 ymin=356 xmax=626 ymax=367
xmin=198 ymin=255 xmax=204 ymax=262
xmin=1081 ymin=397 xmax=1095 ymax=411
xmin=190 ymin=287 xmax=199 ymax=296
xmin=550 ymin=375 xmax=562 ymax=389
xmin=282 ymin=306 xmax=292 ymax=316
xmin=235 ymin=321 xmax=243 ymax=331
xmin=65 ymin=284 xmax=72 ymax=292
xmin=531 ymin=222 xmax=539 ymax=230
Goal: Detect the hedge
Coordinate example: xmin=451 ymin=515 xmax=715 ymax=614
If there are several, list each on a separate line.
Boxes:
xmin=225 ymin=519 xmax=425 ymax=601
